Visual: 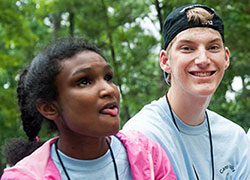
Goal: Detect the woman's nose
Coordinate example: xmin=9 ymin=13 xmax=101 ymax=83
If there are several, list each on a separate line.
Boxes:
xmin=99 ymin=81 xmax=115 ymax=98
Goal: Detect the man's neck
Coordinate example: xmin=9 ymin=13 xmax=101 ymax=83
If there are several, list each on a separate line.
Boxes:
xmin=167 ymin=88 xmax=212 ymax=126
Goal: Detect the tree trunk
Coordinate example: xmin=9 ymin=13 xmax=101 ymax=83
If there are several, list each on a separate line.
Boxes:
xmin=154 ymin=0 xmax=163 ymax=34
xmin=154 ymin=0 xmax=168 ymax=93
xmin=51 ymin=12 xmax=61 ymax=41
xmin=101 ymin=0 xmax=131 ymax=121
xmin=240 ymin=75 xmax=247 ymax=101
xmin=69 ymin=11 xmax=74 ymax=37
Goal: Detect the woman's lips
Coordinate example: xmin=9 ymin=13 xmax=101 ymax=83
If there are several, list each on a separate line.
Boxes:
xmin=100 ymin=103 xmax=119 ymax=116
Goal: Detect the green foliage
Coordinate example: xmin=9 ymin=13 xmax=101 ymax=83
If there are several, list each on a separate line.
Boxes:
xmin=204 ymin=0 xmax=250 ymax=130
xmin=0 ymin=0 xmax=249 ymax=173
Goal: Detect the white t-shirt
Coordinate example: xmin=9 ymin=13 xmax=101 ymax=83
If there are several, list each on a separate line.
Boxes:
xmin=51 ymin=136 xmax=133 ymax=180
xmin=123 ymin=95 xmax=250 ymax=180
xmin=247 ymin=128 xmax=250 ymax=140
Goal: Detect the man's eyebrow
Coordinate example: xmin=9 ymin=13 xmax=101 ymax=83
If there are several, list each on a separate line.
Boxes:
xmin=177 ymin=39 xmax=194 ymax=44
xmin=177 ymin=38 xmax=222 ymax=44
xmin=209 ymin=38 xmax=222 ymax=43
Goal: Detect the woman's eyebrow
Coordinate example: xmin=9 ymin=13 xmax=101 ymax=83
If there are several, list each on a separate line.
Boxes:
xmin=72 ymin=64 xmax=112 ymax=77
xmin=104 ymin=64 xmax=112 ymax=70
xmin=72 ymin=67 xmax=91 ymax=77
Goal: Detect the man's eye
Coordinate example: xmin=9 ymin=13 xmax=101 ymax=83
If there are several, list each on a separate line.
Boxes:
xmin=210 ymin=45 xmax=219 ymax=50
xmin=79 ymin=78 xmax=91 ymax=87
xmin=104 ymin=74 xmax=113 ymax=82
xmin=181 ymin=46 xmax=193 ymax=51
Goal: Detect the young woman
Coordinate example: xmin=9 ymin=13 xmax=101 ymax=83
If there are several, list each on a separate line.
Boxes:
xmin=1 ymin=37 xmax=176 ymax=180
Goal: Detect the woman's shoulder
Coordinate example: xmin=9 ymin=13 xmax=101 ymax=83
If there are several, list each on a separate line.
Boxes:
xmin=116 ymin=130 xmax=164 ymax=155
xmin=1 ymin=137 xmax=59 ymax=180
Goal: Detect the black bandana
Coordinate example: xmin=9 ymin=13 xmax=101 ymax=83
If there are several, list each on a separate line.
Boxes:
xmin=163 ymin=4 xmax=224 ymax=50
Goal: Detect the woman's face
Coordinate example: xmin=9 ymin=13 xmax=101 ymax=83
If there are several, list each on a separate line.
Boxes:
xmin=54 ymin=51 xmax=120 ymax=138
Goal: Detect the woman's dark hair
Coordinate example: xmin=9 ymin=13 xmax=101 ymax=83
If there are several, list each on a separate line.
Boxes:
xmin=5 ymin=37 xmax=106 ymax=166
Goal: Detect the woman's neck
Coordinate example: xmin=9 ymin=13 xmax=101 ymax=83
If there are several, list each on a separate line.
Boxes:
xmin=167 ymin=88 xmax=211 ymax=126
xmin=57 ymin=134 xmax=109 ymax=160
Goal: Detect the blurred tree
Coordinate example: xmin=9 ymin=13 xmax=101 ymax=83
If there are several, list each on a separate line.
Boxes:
xmin=0 ymin=0 xmax=249 ymax=173
xmin=0 ymin=0 xmax=38 ymax=173
xmin=202 ymin=0 xmax=250 ymax=131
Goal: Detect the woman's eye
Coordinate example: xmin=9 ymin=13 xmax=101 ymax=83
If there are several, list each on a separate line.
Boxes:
xmin=79 ymin=78 xmax=91 ymax=87
xmin=104 ymin=74 xmax=113 ymax=82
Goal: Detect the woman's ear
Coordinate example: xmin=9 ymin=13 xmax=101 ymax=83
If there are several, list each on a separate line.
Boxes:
xmin=36 ymin=99 xmax=59 ymax=121
xmin=160 ymin=50 xmax=171 ymax=73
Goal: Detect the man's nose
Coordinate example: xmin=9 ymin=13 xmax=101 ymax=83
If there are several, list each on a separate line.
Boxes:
xmin=195 ymin=48 xmax=211 ymax=67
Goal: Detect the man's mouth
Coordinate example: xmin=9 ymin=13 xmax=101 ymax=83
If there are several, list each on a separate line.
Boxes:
xmin=189 ymin=71 xmax=216 ymax=77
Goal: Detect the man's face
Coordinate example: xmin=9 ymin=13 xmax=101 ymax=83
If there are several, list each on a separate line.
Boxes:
xmin=160 ymin=27 xmax=230 ymax=98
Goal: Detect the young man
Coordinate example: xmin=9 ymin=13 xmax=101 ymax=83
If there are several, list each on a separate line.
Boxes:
xmin=123 ymin=4 xmax=250 ymax=179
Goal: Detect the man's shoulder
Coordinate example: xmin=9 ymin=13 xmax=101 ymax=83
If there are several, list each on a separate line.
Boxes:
xmin=208 ymin=110 xmax=246 ymax=136
xmin=128 ymin=96 xmax=167 ymax=121
xmin=123 ymin=96 xmax=168 ymax=131
xmin=208 ymin=110 xmax=240 ymax=126
xmin=247 ymin=129 xmax=250 ymax=140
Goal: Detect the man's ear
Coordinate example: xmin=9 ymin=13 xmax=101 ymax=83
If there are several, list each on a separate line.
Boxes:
xmin=160 ymin=50 xmax=171 ymax=73
xmin=224 ymin=47 xmax=230 ymax=70
xmin=36 ymin=99 xmax=59 ymax=121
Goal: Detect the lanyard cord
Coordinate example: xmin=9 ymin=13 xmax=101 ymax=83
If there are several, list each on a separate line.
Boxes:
xmin=166 ymin=95 xmax=214 ymax=180
xmin=106 ymin=138 xmax=119 ymax=180
xmin=206 ymin=111 xmax=215 ymax=180
xmin=54 ymin=138 xmax=119 ymax=180
xmin=54 ymin=140 xmax=71 ymax=180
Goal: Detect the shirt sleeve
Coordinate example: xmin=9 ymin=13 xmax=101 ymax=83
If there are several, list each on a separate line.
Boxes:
xmin=146 ymin=135 xmax=177 ymax=180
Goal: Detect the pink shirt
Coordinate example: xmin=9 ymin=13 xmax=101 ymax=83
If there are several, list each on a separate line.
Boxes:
xmin=1 ymin=130 xmax=176 ymax=180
